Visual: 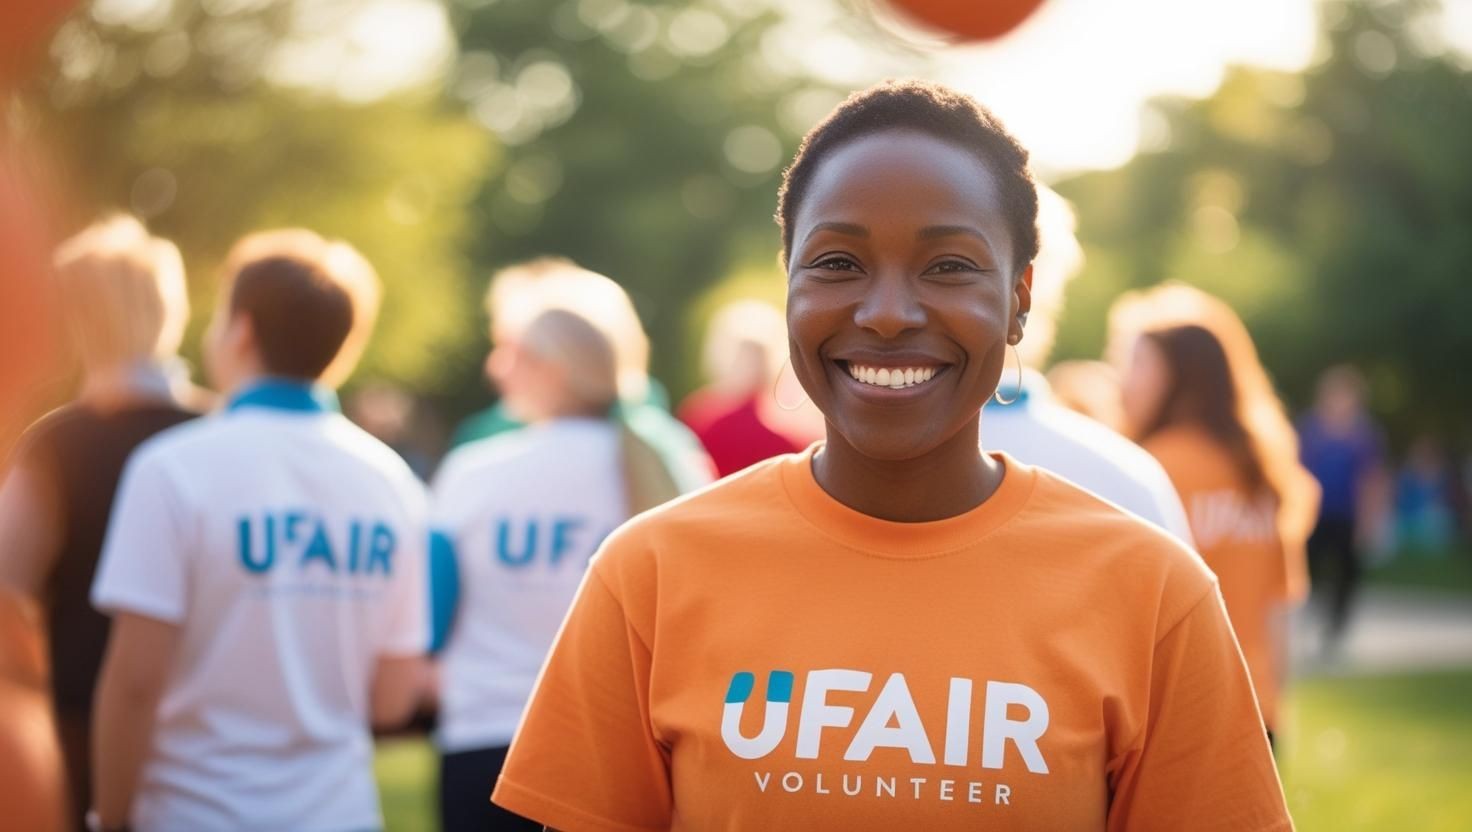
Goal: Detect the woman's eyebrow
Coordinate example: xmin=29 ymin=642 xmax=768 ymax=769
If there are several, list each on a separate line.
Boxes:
xmin=918 ymin=224 xmax=989 ymax=242
xmin=803 ymin=221 xmax=868 ymax=244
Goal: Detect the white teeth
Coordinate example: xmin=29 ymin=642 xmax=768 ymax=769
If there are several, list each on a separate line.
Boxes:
xmin=845 ymin=364 xmax=941 ymax=390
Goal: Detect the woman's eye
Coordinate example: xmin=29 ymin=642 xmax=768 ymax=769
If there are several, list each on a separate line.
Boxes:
xmin=808 ymin=255 xmax=861 ymax=272
xmin=926 ymin=259 xmax=980 ymax=275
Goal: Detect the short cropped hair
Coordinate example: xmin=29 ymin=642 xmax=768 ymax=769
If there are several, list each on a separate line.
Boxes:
xmin=53 ymin=214 xmax=188 ymax=368
xmin=219 ymin=229 xmax=380 ymax=385
xmin=776 ymin=80 xmax=1040 ymax=276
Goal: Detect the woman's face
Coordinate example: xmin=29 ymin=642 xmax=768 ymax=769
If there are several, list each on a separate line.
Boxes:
xmin=786 ymin=130 xmax=1031 ymax=461
xmin=1120 ymin=335 xmax=1171 ymax=439
xmin=489 ymin=340 xmax=563 ymax=424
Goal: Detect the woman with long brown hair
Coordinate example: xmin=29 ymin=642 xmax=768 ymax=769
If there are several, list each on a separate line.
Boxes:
xmin=1111 ymin=283 xmax=1319 ymax=740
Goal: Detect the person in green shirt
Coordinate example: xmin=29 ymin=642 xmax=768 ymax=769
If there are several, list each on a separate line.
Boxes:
xmin=450 ymin=258 xmax=715 ymax=495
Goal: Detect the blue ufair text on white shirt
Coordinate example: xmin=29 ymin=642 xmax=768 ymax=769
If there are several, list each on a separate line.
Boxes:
xmin=237 ymin=510 xmax=397 ymax=575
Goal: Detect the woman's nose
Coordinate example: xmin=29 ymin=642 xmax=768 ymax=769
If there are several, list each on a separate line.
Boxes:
xmin=853 ymin=273 xmax=926 ymax=339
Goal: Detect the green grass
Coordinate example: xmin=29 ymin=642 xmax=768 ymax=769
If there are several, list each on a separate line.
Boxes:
xmin=1279 ymin=669 xmax=1472 ymax=831
xmin=376 ymin=670 xmax=1472 ymax=831
xmin=377 ymin=737 xmax=436 ymax=832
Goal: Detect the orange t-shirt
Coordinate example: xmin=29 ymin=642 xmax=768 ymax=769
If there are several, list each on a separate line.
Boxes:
xmin=493 ymin=446 xmax=1290 ymax=832
xmin=1143 ymin=427 xmax=1308 ymax=729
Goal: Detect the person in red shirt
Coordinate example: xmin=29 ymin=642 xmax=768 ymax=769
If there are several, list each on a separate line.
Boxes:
xmin=678 ymin=299 xmax=817 ymax=477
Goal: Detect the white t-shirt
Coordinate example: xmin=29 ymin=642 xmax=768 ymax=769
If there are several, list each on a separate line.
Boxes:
xmin=92 ymin=384 xmax=427 ymax=832
xmin=431 ymin=419 xmax=629 ymax=752
xmin=984 ymin=373 xmax=1195 ymax=545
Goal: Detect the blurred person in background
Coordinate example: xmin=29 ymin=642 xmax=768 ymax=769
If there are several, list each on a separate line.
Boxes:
xmin=450 ymin=258 xmax=715 ymax=493
xmin=346 ymin=381 xmax=436 ymax=480
xmin=87 ymin=229 xmax=428 ymax=832
xmin=677 ymin=299 xmax=812 ymax=477
xmin=1111 ymin=283 xmax=1319 ymax=742
xmin=981 ymin=187 xmax=1193 ymax=543
xmin=1044 ymin=360 xmax=1125 ymax=430
xmin=429 ymin=302 xmax=680 ymax=832
xmin=0 ymin=215 xmax=201 ymax=830
xmin=492 ymin=81 xmax=1289 ymax=831
xmin=1394 ymin=435 xmax=1457 ymax=556
xmin=1297 ymin=365 xmax=1388 ymax=653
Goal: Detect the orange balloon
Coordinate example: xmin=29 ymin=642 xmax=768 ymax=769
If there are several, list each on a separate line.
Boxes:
xmin=0 ymin=591 xmax=65 ymax=832
xmin=0 ymin=0 xmax=79 ymax=87
xmin=0 ymin=146 xmax=61 ymax=452
xmin=883 ymin=0 xmax=1046 ymax=41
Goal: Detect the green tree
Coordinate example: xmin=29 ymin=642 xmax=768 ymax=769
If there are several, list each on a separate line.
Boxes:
xmin=24 ymin=1 xmax=492 ymax=390
xmin=447 ymin=0 xmax=844 ymax=405
xmin=1054 ymin=0 xmax=1472 ymax=445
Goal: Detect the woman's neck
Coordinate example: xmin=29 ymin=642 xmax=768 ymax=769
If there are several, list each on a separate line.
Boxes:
xmin=812 ymin=416 xmax=1003 ymax=522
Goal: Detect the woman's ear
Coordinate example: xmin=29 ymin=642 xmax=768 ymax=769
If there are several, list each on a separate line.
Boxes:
xmin=1010 ymin=264 xmax=1034 ymax=345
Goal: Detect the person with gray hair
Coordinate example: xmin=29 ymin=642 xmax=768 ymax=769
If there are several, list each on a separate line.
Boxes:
xmin=982 ymin=187 xmax=1193 ymax=544
xmin=0 ymin=214 xmax=202 ymax=829
xmin=430 ymin=300 xmax=680 ymax=831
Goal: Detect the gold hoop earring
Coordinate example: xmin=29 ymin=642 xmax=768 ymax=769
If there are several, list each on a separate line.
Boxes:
xmin=772 ymin=357 xmax=809 ymax=412
xmin=993 ymin=343 xmax=1023 ymax=406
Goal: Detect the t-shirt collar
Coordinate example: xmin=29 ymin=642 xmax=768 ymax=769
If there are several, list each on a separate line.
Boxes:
xmin=778 ymin=443 xmax=1037 ymax=557
xmin=227 ymin=378 xmax=340 ymax=414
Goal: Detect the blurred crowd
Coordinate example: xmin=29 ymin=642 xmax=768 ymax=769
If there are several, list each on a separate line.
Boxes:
xmin=2 ymin=196 xmax=1469 ymax=831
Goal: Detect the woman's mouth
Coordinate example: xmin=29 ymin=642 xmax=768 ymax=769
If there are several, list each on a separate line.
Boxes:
xmin=841 ymin=362 xmax=945 ymax=390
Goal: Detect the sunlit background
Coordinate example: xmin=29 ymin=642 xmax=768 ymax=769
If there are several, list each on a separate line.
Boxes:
xmin=4 ymin=0 xmax=1471 ymax=829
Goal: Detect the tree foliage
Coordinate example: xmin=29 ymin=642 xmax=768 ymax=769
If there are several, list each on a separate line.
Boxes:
xmin=445 ymin=0 xmax=842 ymax=406
xmin=24 ymin=1 xmax=492 ymax=389
xmin=1054 ymin=0 xmax=1472 ymax=445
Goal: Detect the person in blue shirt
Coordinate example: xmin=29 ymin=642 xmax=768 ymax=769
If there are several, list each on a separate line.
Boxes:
xmin=1297 ymin=365 xmax=1388 ymax=653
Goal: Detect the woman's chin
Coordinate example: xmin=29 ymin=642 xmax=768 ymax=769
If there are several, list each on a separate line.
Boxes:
xmin=827 ymin=423 xmax=957 ymax=463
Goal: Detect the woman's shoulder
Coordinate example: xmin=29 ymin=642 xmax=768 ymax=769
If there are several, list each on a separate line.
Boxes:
xmin=588 ymin=452 xmax=795 ymax=575
xmin=1016 ymin=460 xmax=1217 ymax=600
xmin=618 ymin=452 xmax=793 ymax=536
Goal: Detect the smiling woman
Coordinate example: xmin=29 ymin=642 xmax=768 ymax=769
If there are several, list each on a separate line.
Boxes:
xmin=489 ymin=81 xmax=1293 ymax=832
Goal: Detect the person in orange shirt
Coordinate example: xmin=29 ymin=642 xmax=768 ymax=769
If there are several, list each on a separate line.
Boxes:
xmin=493 ymin=81 xmax=1292 ymax=831
xmin=1111 ymin=285 xmax=1319 ymax=741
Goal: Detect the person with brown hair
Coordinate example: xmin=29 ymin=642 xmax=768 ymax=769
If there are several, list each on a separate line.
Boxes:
xmin=1111 ymin=283 xmax=1320 ymax=741
xmin=86 ymin=229 xmax=427 ymax=832
xmin=430 ymin=285 xmax=682 ymax=831
xmin=0 ymin=215 xmax=200 ymax=830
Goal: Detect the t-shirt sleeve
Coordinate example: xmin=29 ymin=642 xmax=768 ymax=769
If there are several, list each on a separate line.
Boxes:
xmin=378 ymin=479 xmax=429 ymax=657
xmin=1105 ymin=585 xmax=1292 ymax=832
xmin=91 ymin=450 xmax=192 ymax=623
xmin=492 ymin=563 xmax=672 ymax=832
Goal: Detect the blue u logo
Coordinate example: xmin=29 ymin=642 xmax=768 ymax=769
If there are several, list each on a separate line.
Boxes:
xmin=720 ymin=670 xmax=794 ymax=760
xmin=494 ymin=516 xmax=590 ymax=568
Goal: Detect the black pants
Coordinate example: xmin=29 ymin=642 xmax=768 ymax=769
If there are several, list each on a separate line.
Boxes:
xmin=439 ymin=746 xmax=541 ymax=832
xmin=1308 ymin=515 xmax=1360 ymax=646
